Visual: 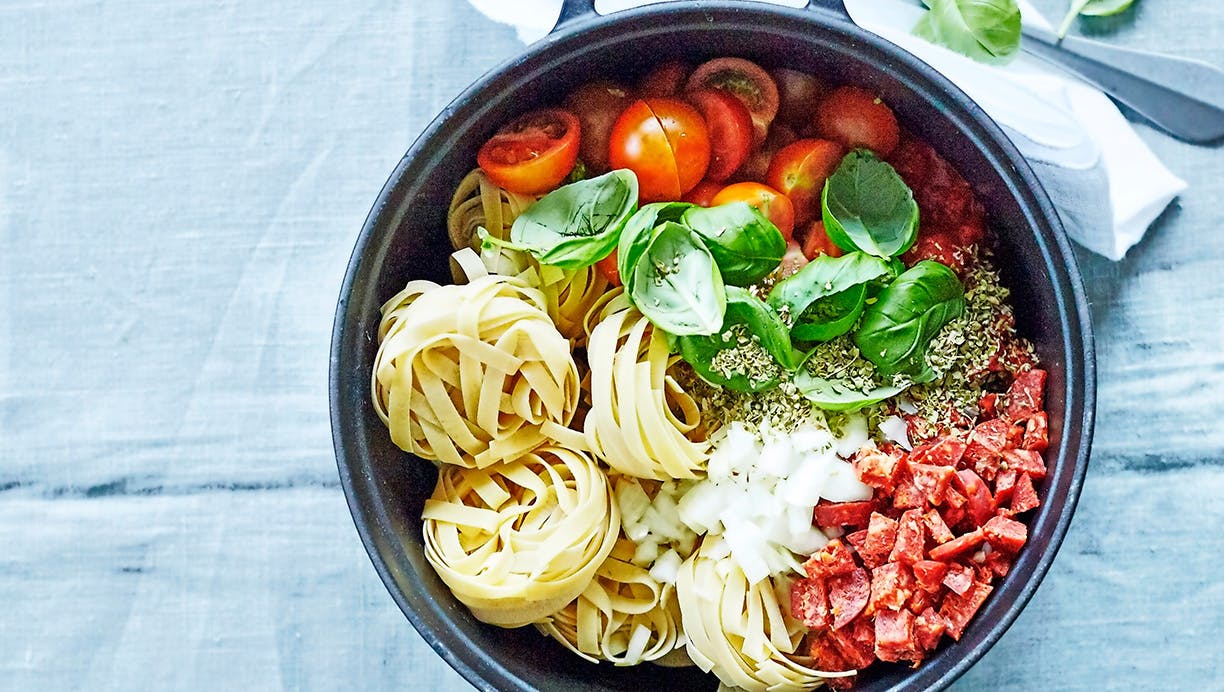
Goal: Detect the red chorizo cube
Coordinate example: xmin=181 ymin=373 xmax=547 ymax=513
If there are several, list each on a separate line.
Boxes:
xmin=983 ymin=515 xmax=1028 ymax=553
xmin=874 ymin=608 xmax=920 ymax=663
xmin=889 ymin=509 xmax=926 ymax=564
xmin=813 ymin=500 xmax=875 ymax=530
xmin=807 ymin=634 xmax=852 ymax=673
xmin=827 ymin=615 xmax=876 ymax=669
xmin=907 ymin=585 xmax=936 ymax=615
xmin=993 ymin=469 xmax=1018 ymax=506
xmin=924 ymin=509 xmax=955 ymax=544
xmin=953 ymin=469 xmax=996 ymax=527
xmin=1022 ymin=411 xmax=1049 ymax=452
xmin=915 ymin=606 xmax=947 ymax=652
xmin=941 ymin=562 xmax=975 ymax=596
xmin=854 ymin=448 xmax=904 ymax=493
xmin=861 ymin=512 xmax=899 ymax=568
xmin=892 ymin=476 xmax=926 ymax=510
xmin=1010 ymin=473 xmax=1040 ymax=514
xmin=978 ymin=392 xmax=999 ymax=420
xmin=909 ymin=436 xmax=968 ymax=468
xmin=868 ymin=562 xmax=915 ymax=614
xmin=910 ymin=463 xmax=957 ymax=506
xmin=828 ymin=567 xmax=871 ymax=630
xmin=804 ymin=539 xmax=858 ymax=580
xmin=929 ymin=528 xmax=986 ymax=563
xmin=964 ymin=418 xmax=1009 ymax=477
xmin=912 ymin=560 xmax=950 ymax=593
xmin=844 ymin=529 xmax=869 ymax=559
xmin=940 ymin=580 xmax=994 ymax=640
xmin=1002 ymin=448 xmax=1047 ymax=481
xmin=791 ymin=577 xmax=830 ymax=629
xmin=982 ymin=550 xmax=1013 ymax=579
xmin=1005 ymin=368 xmax=1047 ymax=421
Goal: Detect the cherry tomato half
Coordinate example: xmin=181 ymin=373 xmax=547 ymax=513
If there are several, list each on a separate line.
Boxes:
xmin=687 ymin=57 xmax=779 ymax=146
xmin=609 ymin=98 xmax=710 ymax=202
xmin=735 ymin=122 xmax=798 ymax=183
xmin=815 ymin=86 xmax=900 ymax=158
xmin=683 ymin=180 xmax=723 ymax=207
xmin=596 ymin=249 xmax=622 ymax=286
xmin=639 ymin=60 xmax=690 ymax=98
xmin=800 ymin=220 xmax=844 ymax=261
xmin=711 ymin=182 xmax=795 ymax=242
xmin=766 ymin=138 xmax=844 ymax=225
xmin=563 ymin=80 xmax=634 ymax=173
xmin=686 ymin=89 xmax=753 ymax=182
xmin=477 ymin=108 xmax=581 ymax=195
xmin=772 ymin=68 xmax=827 ymax=130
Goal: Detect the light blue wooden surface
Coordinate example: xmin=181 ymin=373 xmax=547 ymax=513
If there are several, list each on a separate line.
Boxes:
xmin=1 ymin=1 xmax=1220 ymax=690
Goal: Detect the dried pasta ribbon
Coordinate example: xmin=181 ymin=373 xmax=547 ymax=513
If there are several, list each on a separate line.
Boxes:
xmin=584 ymin=301 xmax=708 ymax=480
xmin=676 ymin=537 xmax=843 ymax=692
xmin=535 ymin=538 xmax=685 ymax=666
xmin=422 ymin=446 xmax=620 ymax=628
xmin=372 ymin=274 xmax=580 ymax=468
xmin=447 ymin=168 xmax=537 ymax=251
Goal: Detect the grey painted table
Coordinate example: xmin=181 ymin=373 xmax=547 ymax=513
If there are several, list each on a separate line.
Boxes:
xmin=1 ymin=1 xmax=1220 ymax=690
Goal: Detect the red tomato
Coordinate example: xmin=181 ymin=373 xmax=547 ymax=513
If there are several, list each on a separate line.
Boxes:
xmin=777 ymin=240 xmax=809 ymax=278
xmin=815 ymin=86 xmax=900 ymax=157
xmin=563 ymin=80 xmax=634 ymax=173
xmin=686 ymin=57 xmax=779 ymax=146
xmin=477 ymin=108 xmax=581 ymax=195
xmin=711 ymin=182 xmax=795 ymax=242
xmin=596 ymin=249 xmax=621 ymax=286
xmin=609 ymin=98 xmax=710 ymax=202
xmin=639 ymin=60 xmax=690 ymax=97
xmin=766 ymin=138 xmax=844 ymax=225
xmin=683 ymin=180 xmax=723 ymax=207
xmin=685 ymin=89 xmax=753 ymax=182
xmin=800 ymin=221 xmax=844 ymax=260
xmin=736 ymin=122 xmax=798 ymax=183
xmin=772 ymin=68 xmax=827 ymax=129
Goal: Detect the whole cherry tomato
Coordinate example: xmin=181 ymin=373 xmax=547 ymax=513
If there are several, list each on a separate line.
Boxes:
xmin=687 ymin=57 xmax=779 ymax=146
xmin=800 ymin=220 xmax=844 ymax=260
xmin=477 ymin=108 xmax=581 ymax=195
xmin=711 ymin=182 xmax=795 ymax=242
xmin=639 ymin=60 xmax=690 ymax=97
xmin=563 ymin=80 xmax=634 ymax=173
xmin=766 ymin=139 xmax=844 ymax=225
xmin=815 ymin=86 xmax=900 ymax=157
xmin=683 ymin=180 xmax=723 ymax=207
xmin=609 ymin=97 xmax=710 ymax=202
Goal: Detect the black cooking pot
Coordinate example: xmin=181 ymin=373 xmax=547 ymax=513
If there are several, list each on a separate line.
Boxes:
xmin=330 ymin=1 xmax=1095 ymax=689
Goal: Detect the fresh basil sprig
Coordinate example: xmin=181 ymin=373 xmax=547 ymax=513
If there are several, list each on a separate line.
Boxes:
xmin=854 ymin=260 xmax=966 ymax=383
xmin=793 ymin=371 xmax=907 ymax=412
xmin=913 ymin=0 xmax=1022 ymax=65
xmin=494 ymin=169 xmax=637 ymax=269
xmin=630 ymin=222 xmax=726 ymax=336
xmin=822 ymin=150 xmax=920 ymax=259
xmin=618 ymin=201 xmax=694 ymax=294
xmin=1057 ymin=0 xmax=1136 ymax=39
xmin=678 ymin=288 xmax=796 ymax=392
xmin=767 ymin=252 xmax=896 ymax=342
xmin=681 ymin=203 xmax=787 ymax=287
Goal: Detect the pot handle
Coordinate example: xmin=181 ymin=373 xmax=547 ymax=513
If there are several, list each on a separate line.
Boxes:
xmin=553 ymin=0 xmax=850 ymax=33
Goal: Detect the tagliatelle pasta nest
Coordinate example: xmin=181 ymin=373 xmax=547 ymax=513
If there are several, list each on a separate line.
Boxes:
xmin=422 ymin=445 xmax=620 ymax=628
xmin=371 ymin=273 xmax=580 ymax=468
xmin=583 ymin=294 xmax=710 ymax=480
xmin=448 ymin=168 xmax=538 ymax=251
xmin=535 ymin=538 xmax=686 ymax=666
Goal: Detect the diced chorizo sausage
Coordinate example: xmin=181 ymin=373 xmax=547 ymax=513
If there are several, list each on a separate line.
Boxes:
xmin=912 ymin=560 xmax=949 ymax=593
xmin=868 ymin=562 xmax=915 ymax=614
xmin=953 ymin=469 xmax=996 ymax=527
xmin=1010 ymin=473 xmax=1040 ymax=514
xmin=929 ymin=528 xmax=986 ymax=563
xmin=828 ymin=616 xmax=876 ymax=670
xmin=983 ymin=515 xmax=1028 ymax=554
xmin=923 ymin=509 xmax=955 ymax=544
xmin=861 ymin=513 xmax=899 ymax=569
xmin=1004 ymin=368 xmax=1047 ymax=421
xmin=808 ymin=634 xmax=853 ymax=673
xmin=941 ymin=562 xmax=975 ymax=596
xmin=964 ymin=418 xmax=1009 ymax=480
xmin=828 ymin=567 xmax=871 ymax=630
xmin=874 ymin=608 xmax=921 ymax=663
xmin=791 ymin=577 xmax=830 ymax=629
xmin=1022 ymin=411 xmax=1049 ymax=452
xmin=1002 ymin=448 xmax=1047 ymax=481
xmin=940 ymin=580 xmax=994 ymax=641
xmin=910 ymin=436 xmax=967 ymax=468
xmin=889 ymin=509 xmax=926 ymax=564
xmin=978 ymin=392 xmax=999 ymax=420
xmin=914 ymin=607 xmax=947 ymax=652
xmin=813 ymin=500 xmax=875 ymax=529
xmin=993 ymin=469 xmax=1018 ymax=506
xmin=910 ymin=463 xmax=957 ymax=506
xmin=854 ymin=447 xmax=904 ymax=493
xmin=804 ymin=539 xmax=858 ymax=580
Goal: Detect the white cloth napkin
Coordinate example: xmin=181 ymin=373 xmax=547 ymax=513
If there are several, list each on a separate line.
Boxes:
xmin=466 ymin=0 xmax=1186 ymax=260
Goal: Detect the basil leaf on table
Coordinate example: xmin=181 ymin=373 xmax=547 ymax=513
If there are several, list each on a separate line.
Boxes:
xmin=681 ymin=202 xmax=787 ymax=286
xmin=500 ymin=169 xmax=638 ymax=269
xmin=617 ymin=201 xmax=694 ymax=294
xmin=1057 ymin=0 xmax=1136 ymax=38
xmin=913 ymin=0 xmax=1022 ymax=65
xmin=793 ymin=371 xmax=907 ymax=412
xmin=767 ymin=252 xmax=896 ymax=342
xmin=822 ymin=150 xmax=920 ymax=259
xmin=678 ymin=287 xmax=796 ymax=392
xmin=854 ymin=260 xmax=966 ymax=383
xmin=630 ymin=221 xmax=726 ymax=336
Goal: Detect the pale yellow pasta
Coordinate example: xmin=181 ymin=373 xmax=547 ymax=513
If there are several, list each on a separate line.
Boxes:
xmin=372 ymin=274 xmax=580 ymax=468
xmin=535 ymin=538 xmax=685 ymax=666
xmin=422 ymin=446 xmax=620 ymax=628
xmin=583 ymin=295 xmax=709 ymax=480
xmin=676 ymin=537 xmax=845 ymax=692
xmin=447 ymin=168 xmax=537 ymax=251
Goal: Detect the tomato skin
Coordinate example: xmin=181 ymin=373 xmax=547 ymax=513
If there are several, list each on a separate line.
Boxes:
xmin=596 ymin=249 xmax=622 ymax=286
xmin=766 ymin=138 xmax=844 ymax=225
xmin=772 ymin=68 xmax=827 ymax=129
xmin=685 ymin=89 xmax=753 ymax=182
xmin=687 ymin=57 xmax=779 ymax=146
xmin=563 ymin=80 xmax=634 ymax=173
xmin=683 ymin=180 xmax=723 ymax=207
xmin=477 ymin=108 xmax=581 ymax=195
xmin=609 ymin=98 xmax=709 ymax=202
xmin=800 ymin=220 xmax=844 ymax=260
xmin=711 ymin=182 xmax=795 ymax=242
xmin=736 ymin=122 xmax=798 ymax=183
xmin=639 ymin=60 xmax=690 ymax=97
xmin=815 ymin=86 xmax=900 ymax=157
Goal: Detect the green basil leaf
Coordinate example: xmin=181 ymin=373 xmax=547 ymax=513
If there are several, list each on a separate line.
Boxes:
xmin=506 ymin=169 xmax=638 ymax=269
xmin=914 ymin=0 xmax=1022 ymax=64
xmin=854 ymin=260 xmax=966 ymax=382
xmin=767 ymin=252 xmax=896 ymax=342
xmin=677 ymin=287 xmax=794 ymax=392
xmin=793 ymin=371 xmax=907 ymax=412
xmin=630 ymin=221 xmax=726 ymax=336
xmin=821 ymin=150 xmax=920 ymax=259
xmin=1057 ymin=0 xmax=1136 ymax=38
xmin=681 ymin=202 xmax=787 ymax=286
xmin=617 ymin=201 xmax=694 ymax=294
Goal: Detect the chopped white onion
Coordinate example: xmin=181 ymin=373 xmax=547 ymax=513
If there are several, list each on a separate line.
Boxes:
xmin=879 ymin=414 xmax=912 ymax=451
